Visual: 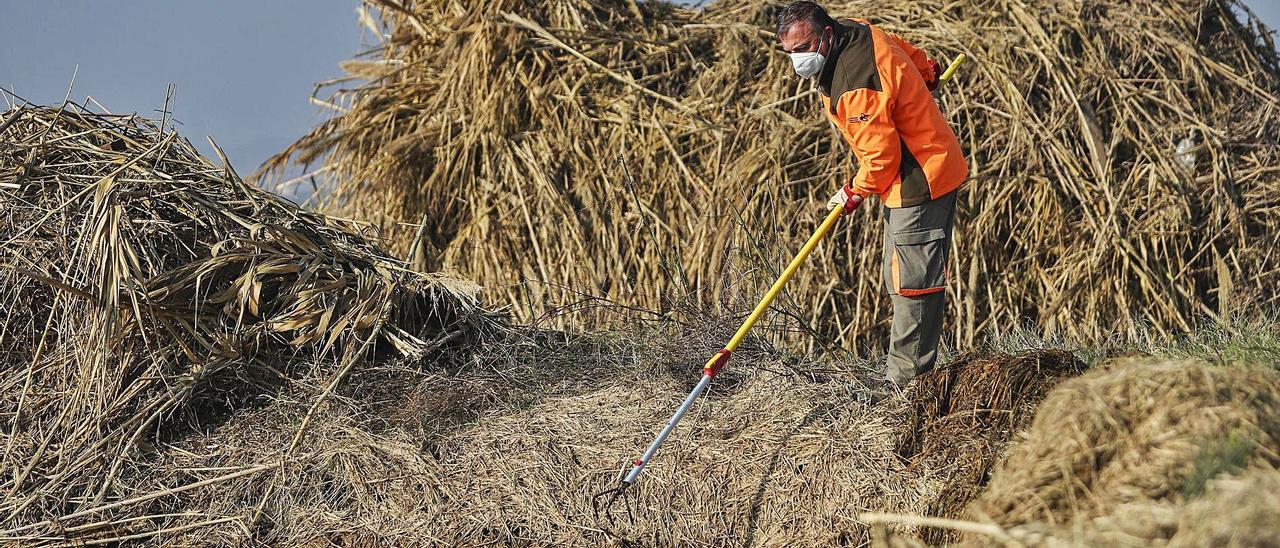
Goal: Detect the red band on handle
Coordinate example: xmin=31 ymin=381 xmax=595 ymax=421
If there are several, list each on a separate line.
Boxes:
xmin=704 ymin=348 xmax=732 ymax=378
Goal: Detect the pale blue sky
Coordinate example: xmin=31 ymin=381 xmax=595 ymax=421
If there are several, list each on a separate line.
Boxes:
xmin=2 ymin=1 xmax=1277 ymax=178
xmin=0 ymin=1 xmax=362 ymax=178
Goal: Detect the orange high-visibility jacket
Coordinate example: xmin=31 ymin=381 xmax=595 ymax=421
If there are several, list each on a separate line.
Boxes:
xmin=818 ymin=20 xmax=967 ymax=208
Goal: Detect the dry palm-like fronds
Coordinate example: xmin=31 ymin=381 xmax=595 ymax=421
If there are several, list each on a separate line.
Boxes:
xmin=0 ymin=102 xmax=502 ymax=542
xmin=269 ymin=0 xmax=1280 ymax=348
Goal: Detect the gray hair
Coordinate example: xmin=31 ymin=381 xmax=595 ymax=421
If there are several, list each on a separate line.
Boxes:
xmin=775 ymin=1 xmax=836 ymax=38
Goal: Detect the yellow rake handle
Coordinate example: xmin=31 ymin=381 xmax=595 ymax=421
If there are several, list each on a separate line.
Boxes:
xmin=718 ymin=203 xmax=844 ymax=356
xmin=939 ymin=53 xmax=967 ymax=86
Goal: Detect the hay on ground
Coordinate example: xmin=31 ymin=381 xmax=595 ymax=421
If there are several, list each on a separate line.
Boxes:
xmin=965 ymin=359 xmax=1280 ymax=545
xmin=0 ymin=152 xmax=1082 ymax=542
xmin=897 ymin=350 xmax=1084 ymax=543
xmin=135 ymin=347 xmax=1073 ymax=546
xmin=0 ymin=102 xmax=503 ymax=542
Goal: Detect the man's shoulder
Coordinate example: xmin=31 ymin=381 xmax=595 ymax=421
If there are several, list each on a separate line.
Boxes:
xmin=829 ymin=20 xmax=883 ymax=102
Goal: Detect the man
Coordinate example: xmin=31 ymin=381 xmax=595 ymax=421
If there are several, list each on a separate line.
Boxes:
xmin=776 ymin=1 xmax=967 ymax=386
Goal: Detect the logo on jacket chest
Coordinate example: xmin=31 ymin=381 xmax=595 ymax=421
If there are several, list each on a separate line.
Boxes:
xmin=848 ymin=112 xmax=871 ymax=124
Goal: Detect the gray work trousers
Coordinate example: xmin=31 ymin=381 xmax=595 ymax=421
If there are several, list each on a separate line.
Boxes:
xmin=881 ymin=190 xmax=958 ymax=385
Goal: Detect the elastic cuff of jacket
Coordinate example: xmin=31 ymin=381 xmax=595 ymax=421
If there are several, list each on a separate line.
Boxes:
xmin=843 ymin=182 xmax=869 ymax=197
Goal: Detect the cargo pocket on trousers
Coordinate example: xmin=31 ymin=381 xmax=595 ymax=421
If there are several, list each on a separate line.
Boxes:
xmin=891 ymin=228 xmax=948 ymax=296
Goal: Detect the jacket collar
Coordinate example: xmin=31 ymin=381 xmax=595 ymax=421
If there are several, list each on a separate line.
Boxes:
xmin=817 ymin=22 xmax=854 ymax=96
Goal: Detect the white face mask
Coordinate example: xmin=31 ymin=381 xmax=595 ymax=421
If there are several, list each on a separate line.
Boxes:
xmin=790 ymin=51 xmax=826 ymax=79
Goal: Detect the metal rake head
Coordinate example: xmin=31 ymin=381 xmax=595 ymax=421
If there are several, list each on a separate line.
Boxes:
xmin=591 ymin=479 xmax=639 ymax=524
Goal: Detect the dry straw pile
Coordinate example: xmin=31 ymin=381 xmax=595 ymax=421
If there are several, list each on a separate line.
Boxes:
xmin=895 ymin=350 xmax=1083 ymax=542
xmin=147 ymin=345 xmax=1083 ymax=546
xmin=272 ymin=0 xmax=1280 ymax=348
xmin=5 ymin=0 xmax=1280 ymax=543
xmin=0 ymin=103 xmax=501 ymax=543
xmin=0 ymin=103 xmax=1274 ymax=545
xmin=848 ymin=358 xmax=1280 ymax=547
xmin=961 ymin=359 xmax=1280 ymax=546
xmin=0 ymin=106 xmax=1081 ymax=543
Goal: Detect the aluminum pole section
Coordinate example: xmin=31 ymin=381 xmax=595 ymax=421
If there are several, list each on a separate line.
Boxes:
xmin=622 ymin=373 xmax=713 ymax=484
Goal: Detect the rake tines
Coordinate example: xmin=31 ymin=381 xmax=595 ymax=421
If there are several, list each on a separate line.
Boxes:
xmin=591 ymin=479 xmax=638 ymax=525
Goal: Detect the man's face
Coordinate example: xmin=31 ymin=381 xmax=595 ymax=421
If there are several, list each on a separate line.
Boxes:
xmin=779 ymin=21 xmax=833 ymax=57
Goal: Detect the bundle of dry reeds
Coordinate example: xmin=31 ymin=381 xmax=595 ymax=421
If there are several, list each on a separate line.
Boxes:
xmin=971 ymin=359 xmax=1280 ymax=528
xmin=269 ymin=0 xmax=1280 ymax=349
xmin=953 ymin=358 xmax=1280 ymax=546
xmin=0 ymin=102 xmax=502 ymax=543
xmin=896 ymin=350 xmax=1084 ymax=543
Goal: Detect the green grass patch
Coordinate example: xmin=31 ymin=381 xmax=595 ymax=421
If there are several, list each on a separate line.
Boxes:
xmin=1182 ymin=430 xmax=1256 ymax=500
